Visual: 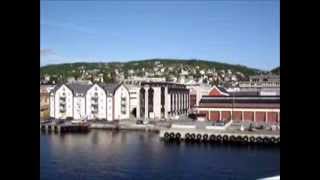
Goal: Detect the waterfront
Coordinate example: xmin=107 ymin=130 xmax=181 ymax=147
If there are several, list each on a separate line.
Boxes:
xmin=40 ymin=130 xmax=279 ymax=180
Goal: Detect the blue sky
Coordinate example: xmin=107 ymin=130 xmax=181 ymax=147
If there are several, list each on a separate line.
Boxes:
xmin=40 ymin=0 xmax=279 ymax=70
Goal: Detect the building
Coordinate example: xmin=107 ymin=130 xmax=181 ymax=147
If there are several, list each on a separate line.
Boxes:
xmin=49 ymin=82 xmax=130 ymax=121
xmin=239 ymin=74 xmax=280 ymax=88
xmin=137 ymin=82 xmax=189 ymax=120
xmin=237 ymin=74 xmax=280 ymax=96
xmin=123 ymin=76 xmax=166 ymax=85
xmin=195 ymin=86 xmax=280 ymax=125
xmin=40 ymin=85 xmax=55 ymax=119
xmin=126 ymin=84 xmax=140 ymax=119
xmin=186 ymin=83 xmax=212 ymax=110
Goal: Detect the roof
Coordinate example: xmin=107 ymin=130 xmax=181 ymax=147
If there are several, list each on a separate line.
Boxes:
xmin=49 ymin=82 xmax=123 ymax=96
xmin=216 ymin=86 xmax=229 ymax=94
xmin=141 ymin=81 xmax=185 ymax=87
xmin=199 ymin=96 xmax=280 ymax=104
xmin=228 ymin=91 xmax=260 ymax=97
xmin=50 ymin=84 xmax=63 ymax=94
xmin=100 ymin=83 xmax=121 ymax=94
xmin=208 ymin=85 xmax=229 ymax=96
xmin=66 ymin=83 xmax=92 ymax=95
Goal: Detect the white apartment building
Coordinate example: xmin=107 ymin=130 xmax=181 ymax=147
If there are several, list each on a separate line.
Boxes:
xmin=49 ymin=83 xmax=130 ymax=121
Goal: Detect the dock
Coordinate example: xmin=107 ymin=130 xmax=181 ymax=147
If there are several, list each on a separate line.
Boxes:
xmin=90 ymin=122 xmax=160 ymax=132
xmin=40 ymin=122 xmax=89 ymax=133
xmin=159 ymin=128 xmax=280 ymax=145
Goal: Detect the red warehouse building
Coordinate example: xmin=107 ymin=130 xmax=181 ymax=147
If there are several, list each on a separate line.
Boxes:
xmin=195 ymin=86 xmax=280 ymax=124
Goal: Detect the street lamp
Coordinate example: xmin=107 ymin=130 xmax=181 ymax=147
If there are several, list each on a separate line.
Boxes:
xmin=231 ymin=81 xmax=235 ymax=122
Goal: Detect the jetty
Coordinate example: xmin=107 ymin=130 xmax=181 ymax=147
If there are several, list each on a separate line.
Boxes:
xmin=40 ymin=121 xmax=89 ymax=133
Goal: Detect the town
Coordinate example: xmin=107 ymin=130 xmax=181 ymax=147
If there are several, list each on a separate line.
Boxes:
xmin=40 ymin=60 xmax=280 ymax=144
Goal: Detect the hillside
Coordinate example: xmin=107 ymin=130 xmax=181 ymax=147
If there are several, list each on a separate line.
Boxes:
xmin=271 ymin=66 xmax=280 ymax=75
xmin=41 ymin=59 xmax=261 ymax=76
xmin=40 ymin=59 xmax=265 ymax=85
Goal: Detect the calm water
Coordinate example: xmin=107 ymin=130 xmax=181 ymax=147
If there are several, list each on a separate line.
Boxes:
xmin=40 ymin=130 xmax=280 ymax=180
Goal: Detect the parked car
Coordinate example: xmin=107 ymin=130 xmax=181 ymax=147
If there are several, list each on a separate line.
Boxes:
xmin=213 ymin=121 xmax=225 ymax=126
xmin=66 ymin=117 xmax=73 ymax=121
xmin=255 ymin=124 xmax=265 ymax=130
xmin=188 ymin=113 xmax=197 ymax=120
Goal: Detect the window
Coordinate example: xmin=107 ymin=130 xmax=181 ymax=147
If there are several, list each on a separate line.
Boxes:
xmin=121 ymin=97 xmax=126 ymax=114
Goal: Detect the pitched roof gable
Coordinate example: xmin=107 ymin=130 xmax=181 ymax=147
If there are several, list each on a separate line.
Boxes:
xmin=208 ymin=85 xmax=229 ymax=96
xmin=65 ymin=83 xmax=92 ymax=95
xmin=100 ymin=83 xmax=121 ymax=94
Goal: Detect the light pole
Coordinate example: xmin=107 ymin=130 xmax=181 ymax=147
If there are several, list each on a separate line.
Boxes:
xmin=231 ymin=81 xmax=235 ymax=122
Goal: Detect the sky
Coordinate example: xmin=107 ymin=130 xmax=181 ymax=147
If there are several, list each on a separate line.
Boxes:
xmin=40 ymin=0 xmax=279 ymax=71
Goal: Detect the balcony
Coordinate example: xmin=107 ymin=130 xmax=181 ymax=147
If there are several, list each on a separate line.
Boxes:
xmin=91 ymin=104 xmax=98 ymax=114
xmin=60 ymin=103 xmax=65 ymax=108
xmin=60 ymin=98 xmax=66 ymax=104
xmin=91 ymin=109 xmax=98 ymax=114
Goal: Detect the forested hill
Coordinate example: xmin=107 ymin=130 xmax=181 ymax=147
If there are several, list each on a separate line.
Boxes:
xmin=271 ymin=66 xmax=280 ymax=75
xmin=40 ymin=59 xmax=262 ymax=77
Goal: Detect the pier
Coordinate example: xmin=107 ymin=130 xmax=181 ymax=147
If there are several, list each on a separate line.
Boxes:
xmin=90 ymin=122 xmax=160 ymax=132
xmin=159 ymin=128 xmax=280 ymax=145
xmin=40 ymin=122 xmax=89 ymax=133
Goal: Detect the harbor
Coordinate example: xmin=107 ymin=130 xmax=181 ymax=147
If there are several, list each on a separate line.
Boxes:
xmin=40 ymin=119 xmax=279 ymax=145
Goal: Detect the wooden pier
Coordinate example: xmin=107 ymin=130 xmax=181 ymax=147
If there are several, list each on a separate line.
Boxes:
xmin=159 ymin=128 xmax=280 ymax=145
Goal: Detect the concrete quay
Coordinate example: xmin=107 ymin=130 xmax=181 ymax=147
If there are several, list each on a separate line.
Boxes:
xmin=159 ymin=128 xmax=280 ymax=145
xmin=40 ymin=120 xmax=164 ymax=132
xmin=89 ymin=121 xmax=161 ymax=132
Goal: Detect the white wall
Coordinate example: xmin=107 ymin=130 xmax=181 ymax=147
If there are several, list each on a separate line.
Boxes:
xmin=128 ymin=86 xmax=139 ymax=119
xmin=164 ymin=87 xmax=170 ymax=119
xmin=153 ymin=87 xmax=161 ymax=119
xmin=113 ymin=84 xmax=130 ymax=120
xmin=54 ymin=85 xmax=73 ymax=119
xmin=73 ymin=96 xmax=86 ymax=120
xmin=49 ymin=95 xmax=54 ymax=118
xmin=106 ymin=96 xmax=113 ymax=121
xmin=85 ymin=84 xmax=107 ymax=120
